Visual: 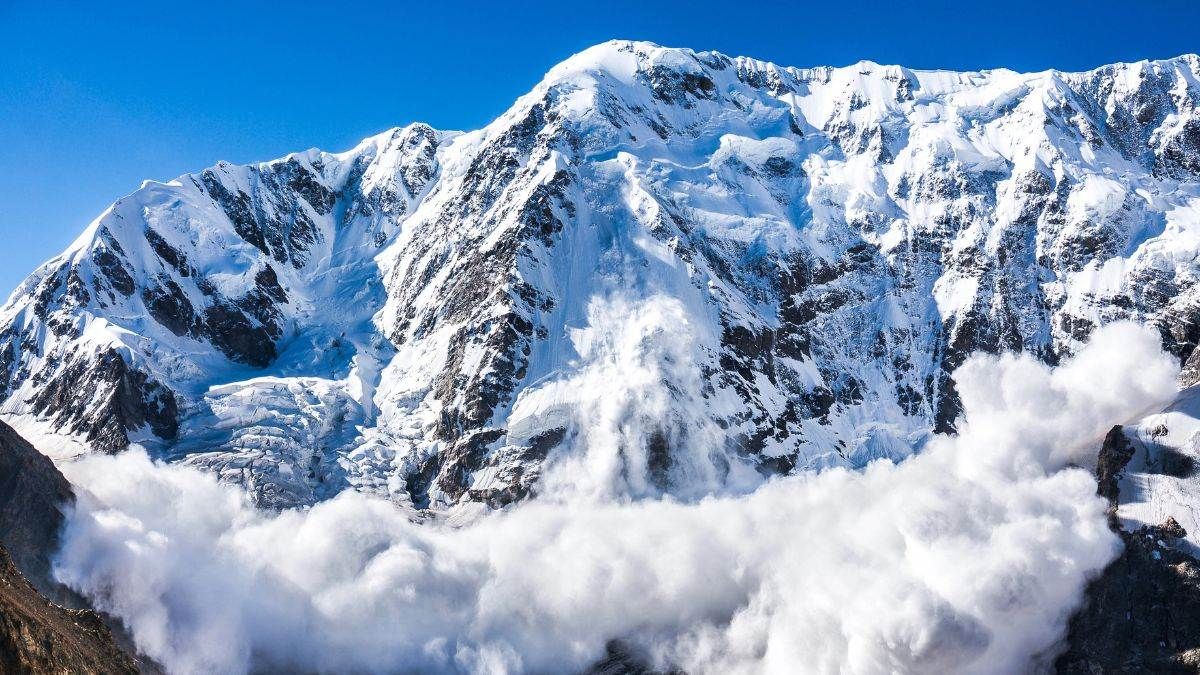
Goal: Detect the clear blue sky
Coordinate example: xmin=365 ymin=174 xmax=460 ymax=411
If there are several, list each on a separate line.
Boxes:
xmin=1 ymin=0 xmax=1197 ymax=298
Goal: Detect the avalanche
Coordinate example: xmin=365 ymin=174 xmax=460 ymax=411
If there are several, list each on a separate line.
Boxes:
xmin=2 ymin=41 xmax=1199 ymax=514
xmin=1 ymin=38 xmax=1196 ymax=675
xmin=53 ymin=321 xmax=1178 ymax=674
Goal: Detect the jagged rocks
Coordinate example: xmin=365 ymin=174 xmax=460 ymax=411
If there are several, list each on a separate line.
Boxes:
xmin=26 ymin=349 xmax=177 ymax=453
xmin=0 ymin=545 xmax=139 ymax=675
xmin=1096 ymin=425 xmax=1135 ymax=508
xmin=3 ymin=42 xmax=1200 ymax=509
xmin=142 ymin=276 xmax=198 ymax=337
xmin=1059 ymin=425 xmax=1200 ymax=672
xmin=1058 ymin=519 xmax=1200 ymax=673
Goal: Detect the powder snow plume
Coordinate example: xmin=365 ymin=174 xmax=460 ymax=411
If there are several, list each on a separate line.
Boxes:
xmin=53 ymin=300 xmax=1178 ymax=674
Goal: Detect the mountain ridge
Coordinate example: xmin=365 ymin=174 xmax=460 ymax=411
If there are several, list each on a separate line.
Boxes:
xmin=4 ymin=40 xmax=1200 ymax=512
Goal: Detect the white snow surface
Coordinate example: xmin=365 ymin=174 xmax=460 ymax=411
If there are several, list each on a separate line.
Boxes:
xmin=1118 ymin=385 xmax=1200 ymax=555
xmin=2 ymin=41 xmax=1200 ymax=511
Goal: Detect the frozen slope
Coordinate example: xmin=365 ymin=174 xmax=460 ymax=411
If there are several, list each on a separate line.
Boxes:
xmin=1114 ymin=385 xmax=1200 ymax=556
xmin=3 ymin=41 xmax=1200 ymax=510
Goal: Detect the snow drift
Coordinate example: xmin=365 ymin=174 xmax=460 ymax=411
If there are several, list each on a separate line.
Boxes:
xmin=53 ymin=320 xmax=1178 ymax=674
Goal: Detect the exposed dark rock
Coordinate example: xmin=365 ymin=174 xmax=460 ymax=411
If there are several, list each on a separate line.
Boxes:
xmin=465 ymin=426 xmax=568 ymax=508
xmin=1160 ymin=303 xmax=1200 ymax=369
xmin=424 ymin=428 xmax=506 ymax=506
xmin=140 ymin=261 xmax=287 ymax=368
xmin=720 ymin=322 xmax=775 ymax=384
xmin=643 ymin=64 xmax=716 ymax=107
xmin=433 ymin=313 xmax=533 ymax=442
xmin=1057 ymin=519 xmax=1200 ymax=673
xmin=798 ymin=385 xmax=835 ymax=421
xmin=0 ymin=544 xmax=139 ymax=675
xmin=646 ymin=428 xmax=673 ymax=489
xmin=1156 ymin=118 xmax=1200 ymax=179
xmin=404 ymin=454 xmax=442 ymax=511
xmin=0 ymin=420 xmax=72 ymax=599
xmin=91 ymin=247 xmax=135 ymax=298
xmin=1058 ymin=426 xmax=1200 ymax=672
xmin=26 ymin=349 xmax=178 ymax=453
xmin=201 ymin=300 xmax=278 ymax=367
xmin=201 ymin=170 xmax=268 ymax=256
xmin=281 ymin=158 xmax=335 ymax=215
xmin=1095 ymin=425 xmax=1134 ymax=508
xmin=31 ymin=266 xmax=65 ymax=320
xmin=142 ymin=276 xmax=198 ymax=337
xmin=585 ymin=640 xmax=683 ymax=675
xmin=0 ymin=420 xmax=146 ymax=674
xmin=144 ymin=228 xmax=190 ymax=277
xmin=63 ymin=269 xmax=90 ymax=308
xmin=1180 ymin=346 xmax=1200 ymax=388
xmin=397 ymin=124 xmax=441 ymax=196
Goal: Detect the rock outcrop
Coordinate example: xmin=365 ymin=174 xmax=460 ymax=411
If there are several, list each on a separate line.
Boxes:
xmin=3 ymin=42 xmax=1200 ymax=513
xmin=1058 ymin=426 xmax=1200 ymax=672
xmin=0 ymin=420 xmax=144 ymax=673
xmin=0 ymin=544 xmax=139 ymax=675
xmin=0 ymin=419 xmax=73 ymax=599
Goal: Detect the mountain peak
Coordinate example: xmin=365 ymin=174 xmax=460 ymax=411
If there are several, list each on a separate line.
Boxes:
xmin=2 ymin=42 xmax=1200 ymax=511
xmin=540 ymin=39 xmax=700 ymax=88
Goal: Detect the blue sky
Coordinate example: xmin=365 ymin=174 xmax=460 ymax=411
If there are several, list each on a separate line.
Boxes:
xmin=1 ymin=0 xmax=1197 ymax=297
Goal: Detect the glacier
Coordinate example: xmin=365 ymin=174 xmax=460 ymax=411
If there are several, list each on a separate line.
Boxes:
xmin=2 ymin=40 xmax=1200 ymax=512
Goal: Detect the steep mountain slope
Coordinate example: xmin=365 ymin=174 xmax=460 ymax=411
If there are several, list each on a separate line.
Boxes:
xmin=0 ymin=419 xmax=73 ymax=599
xmin=0 ymin=420 xmax=141 ymax=674
xmin=0 ymin=545 xmax=139 ymax=675
xmin=3 ymin=41 xmax=1200 ymax=510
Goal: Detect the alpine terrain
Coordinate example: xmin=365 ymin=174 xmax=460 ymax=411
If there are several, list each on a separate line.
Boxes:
xmin=3 ymin=40 xmax=1200 ymax=516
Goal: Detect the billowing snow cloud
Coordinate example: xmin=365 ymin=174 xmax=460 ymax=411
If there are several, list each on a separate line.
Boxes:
xmin=53 ymin=304 xmax=1179 ymax=674
xmin=510 ymin=295 xmax=762 ymax=502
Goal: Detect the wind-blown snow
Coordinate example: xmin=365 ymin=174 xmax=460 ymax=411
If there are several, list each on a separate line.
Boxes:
xmin=509 ymin=295 xmax=761 ymax=502
xmin=53 ymin=322 xmax=1178 ymax=674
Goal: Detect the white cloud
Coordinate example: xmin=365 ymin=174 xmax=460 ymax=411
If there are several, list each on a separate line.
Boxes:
xmin=53 ymin=309 xmax=1179 ymax=674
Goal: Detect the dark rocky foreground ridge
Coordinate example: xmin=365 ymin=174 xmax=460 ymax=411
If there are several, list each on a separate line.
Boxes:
xmin=0 ymin=420 xmax=141 ymax=673
xmin=0 ymin=418 xmax=72 ymax=600
xmin=0 ymin=545 xmax=138 ymax=675
xmin=1056 ymin=426 xmax=1200 ymax=673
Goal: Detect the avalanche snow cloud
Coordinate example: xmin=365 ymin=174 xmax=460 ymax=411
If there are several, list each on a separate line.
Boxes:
xmin=54 ymin=320 xmax=1177 ymax=675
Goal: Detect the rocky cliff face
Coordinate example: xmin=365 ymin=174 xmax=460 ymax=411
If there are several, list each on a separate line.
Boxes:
xmin=1058 ymin=424 xmax=1200 ymax=672
xmin=0 ymin=419 xmax=73 ymax=599
xmin=0 ymin=420 xmax=141 ymax=674
xmin=3 ymin=41 xmax=1200 ymax=511
xmin=0 ymin=545 xmax=139 ymax=675
xmin=1058 ymin=518 xmax=1200 ymax=673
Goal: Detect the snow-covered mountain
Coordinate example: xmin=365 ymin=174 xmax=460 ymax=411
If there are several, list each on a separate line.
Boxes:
xmin=4 ymin=40 xmax=1200 ymax=510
